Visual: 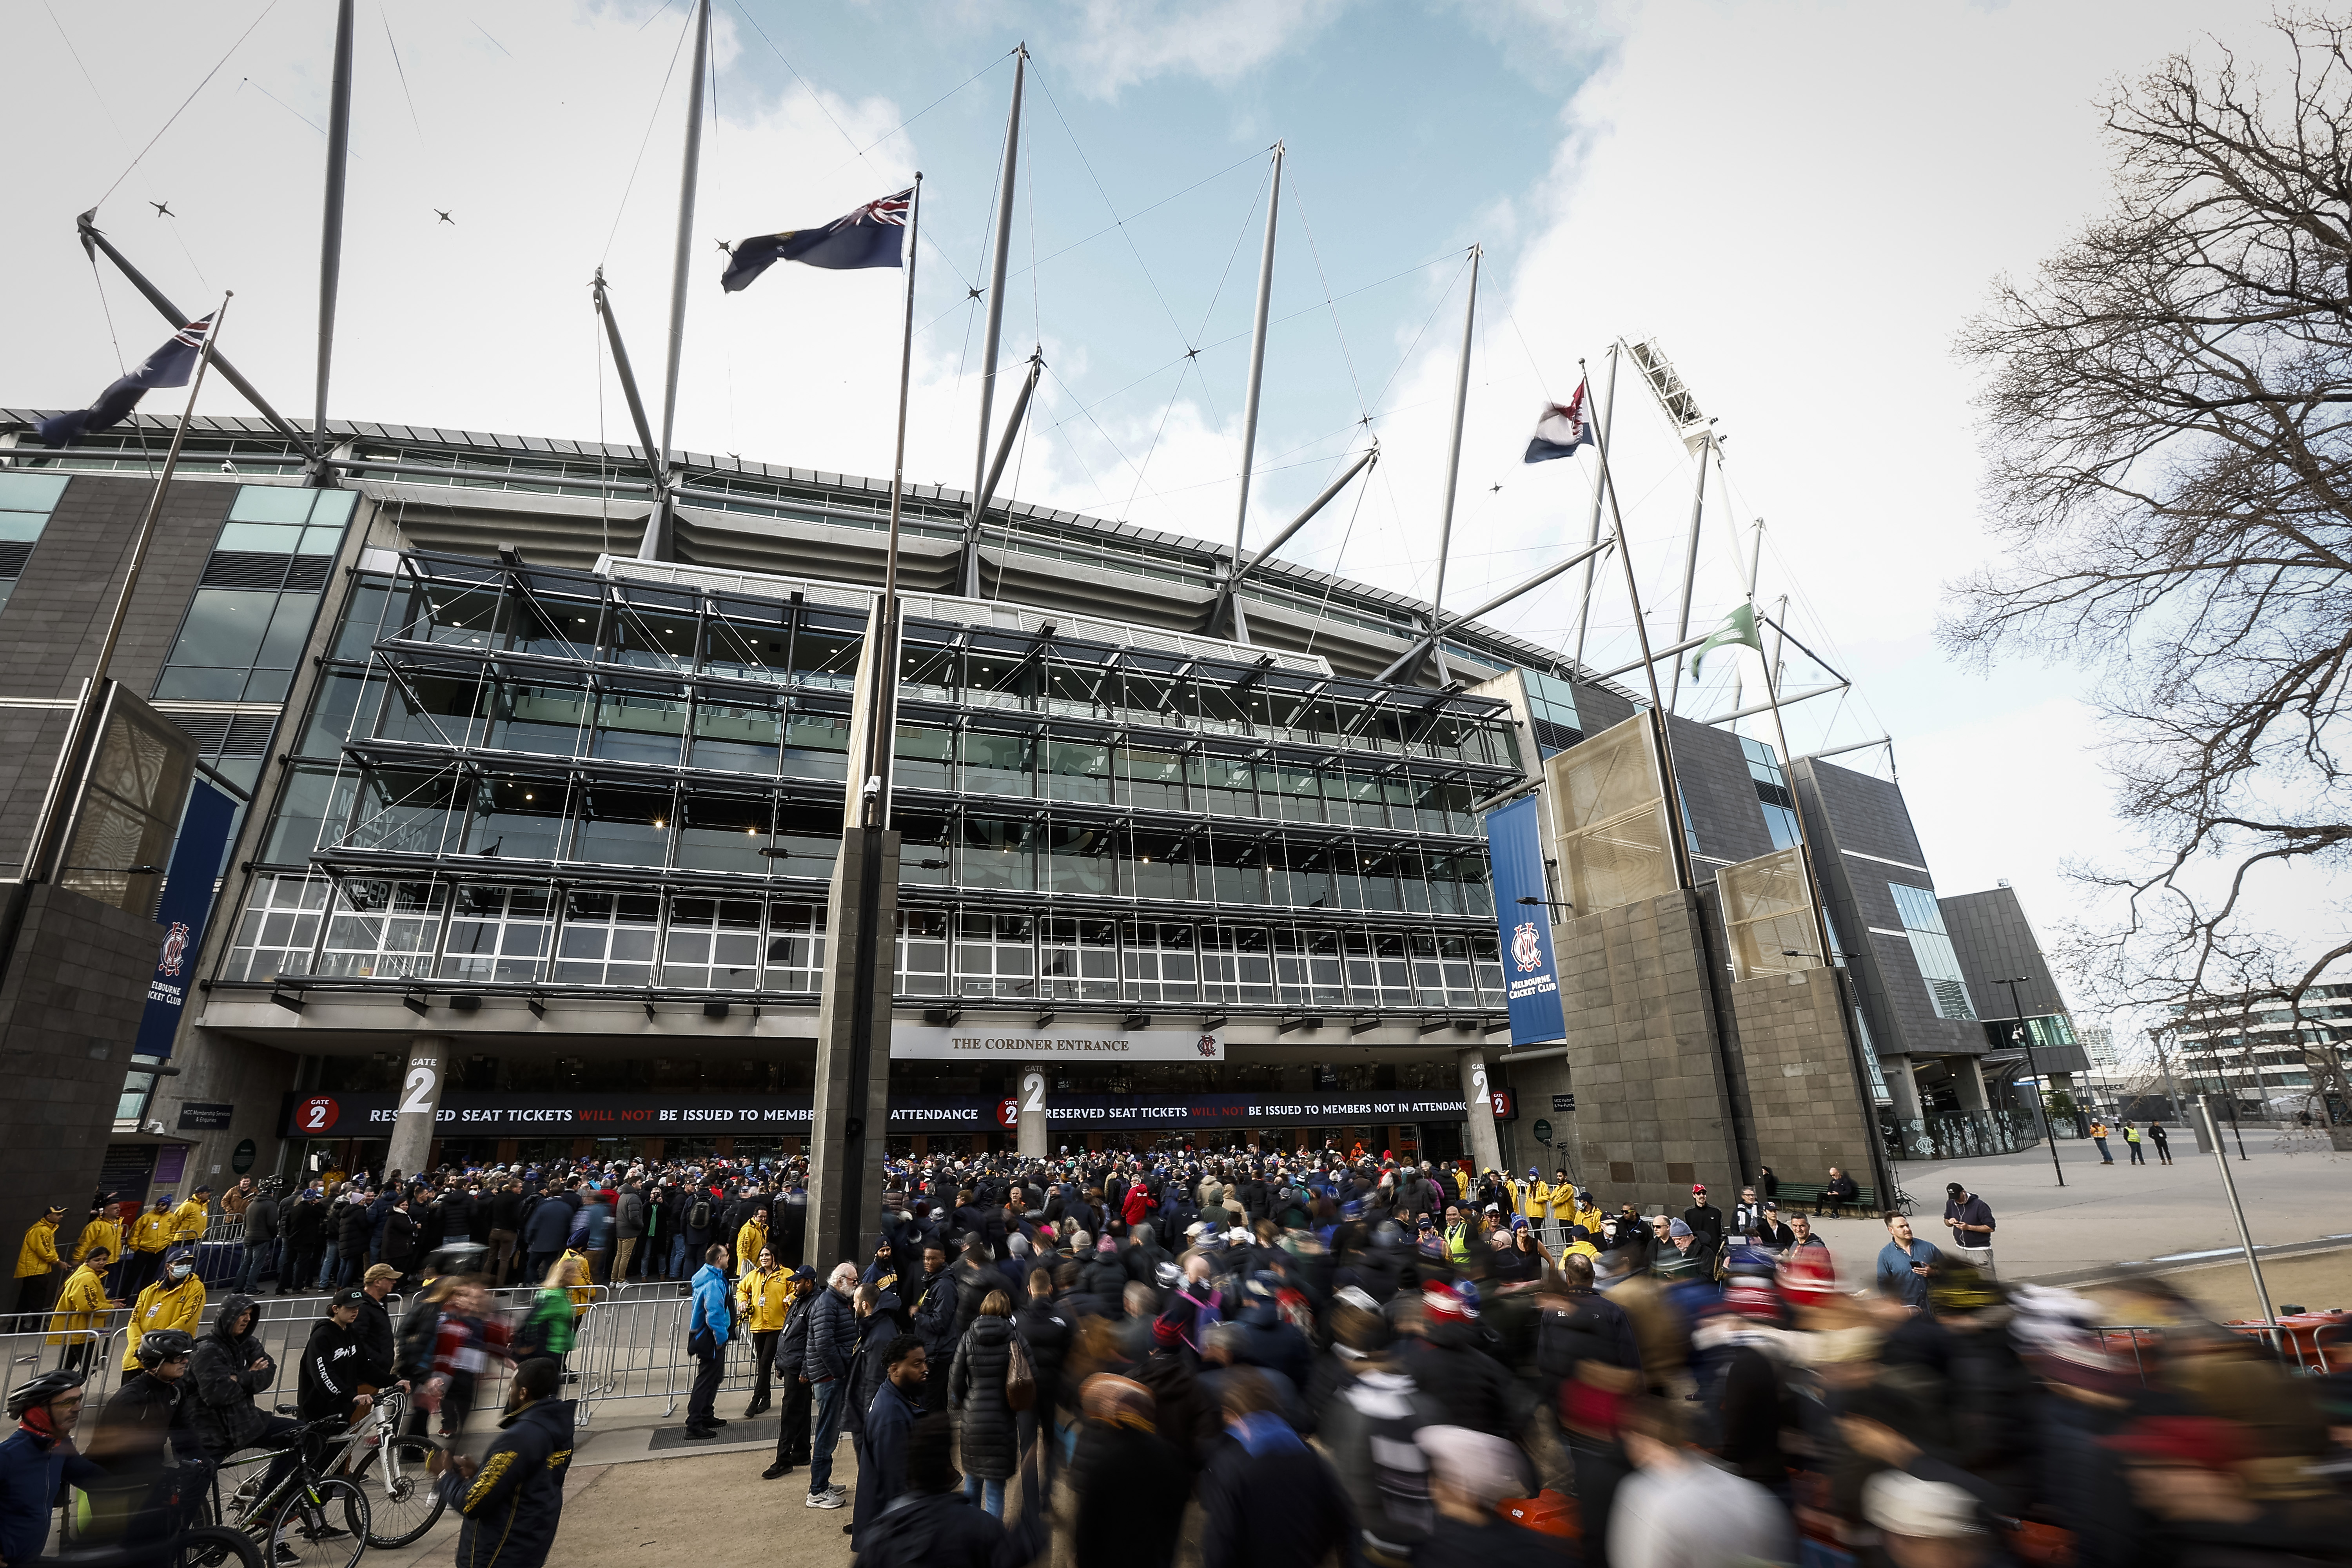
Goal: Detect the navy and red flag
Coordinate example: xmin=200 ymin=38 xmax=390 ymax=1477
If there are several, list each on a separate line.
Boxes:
xmin=35 ymin=314 xmax=215 ymax=447
xmin=721 ymin=187 xmax=913 ymax=292
xmin=1522 ymin=378 xmax=1594 ymax=463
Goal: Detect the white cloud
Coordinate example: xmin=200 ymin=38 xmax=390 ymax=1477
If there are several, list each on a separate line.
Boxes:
xmin=1055 ymin=0 xmax=1351 ymax=98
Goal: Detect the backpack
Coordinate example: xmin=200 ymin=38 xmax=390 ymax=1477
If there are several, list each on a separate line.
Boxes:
xmin=688 ymin=1197 xmax=713 ymax=1233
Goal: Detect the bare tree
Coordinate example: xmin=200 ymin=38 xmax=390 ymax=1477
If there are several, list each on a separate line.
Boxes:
xmin=1947 ymin=13 xmax=2352 ymax=1134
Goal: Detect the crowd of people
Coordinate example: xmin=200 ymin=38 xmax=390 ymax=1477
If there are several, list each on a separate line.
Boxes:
xmin=6 ymin=1137 xmax=2350 ymax=1568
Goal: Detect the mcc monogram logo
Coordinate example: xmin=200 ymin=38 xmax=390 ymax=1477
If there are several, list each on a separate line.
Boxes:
xmin=1510 ymin=920 xmax=1544 ymax=973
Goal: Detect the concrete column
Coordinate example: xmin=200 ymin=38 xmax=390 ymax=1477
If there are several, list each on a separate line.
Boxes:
xmin=805 ymin=825 xmax=900 ymax=1272
xmin=1955 ymin=1056 xmax=1989 ymax=1111
xmin=385 ymin=1035 xmax=450 ymax=1186
xmin=1016 ymin=1064 xmax=1049 ymax=1158
xmin=1459 ymin=1050 xmax=1504 ymax=1176
xmin=1881 ymin=1054 xmax=1925 ymax=1121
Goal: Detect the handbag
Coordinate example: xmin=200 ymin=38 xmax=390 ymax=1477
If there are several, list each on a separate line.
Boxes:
xmin=1005 ymin=1331 xmax=1036 ymax=1412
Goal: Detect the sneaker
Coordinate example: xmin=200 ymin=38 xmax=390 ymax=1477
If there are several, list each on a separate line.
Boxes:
xmin=301 ymin=1524 xmax=352 ymax=1541
xmin=709 ymin=1416 xmax=728 ymax=1426
xmin=762 ymin=1461 xmax=794 ymax=1480
xmin=683 ymin=1427 xmax=717 ymax=1441
xmin=272 ymin=1546 xmax=303 ymax=1566
xmin=805 ymin=1491 xmax=845 ymax=1510
xmin=826 ymin=1484 xmax=848 ymax=1499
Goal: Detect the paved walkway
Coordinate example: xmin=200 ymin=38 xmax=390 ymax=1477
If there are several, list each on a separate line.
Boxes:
xmin=1797 ymin=1131 xmax=2352 ymax=1290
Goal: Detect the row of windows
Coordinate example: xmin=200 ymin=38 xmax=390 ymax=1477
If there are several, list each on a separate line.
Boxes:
xmin=1888 ymin=881 xmax=1977 ymax=1021
xmin=0 ymin=472 xmax=71 ymax=617
xmin=303 ymin=663 xmax=1497 ymax=830
xmin=352 ymin=566 xmax=1518 ymax=767
xmin=269 ymin=761 xmax=1499 ymax=915
xmin=153 ymin=488 xmax=357 ymax=704
xmin=221 ymin=872 xmax=1504 ymax=1008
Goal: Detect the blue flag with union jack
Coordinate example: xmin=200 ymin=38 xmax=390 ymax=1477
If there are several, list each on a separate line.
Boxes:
xmin=721 ymin=187 xmax=912 ymax=292
xmin=35 ymin=314 xmax=214 ymax=447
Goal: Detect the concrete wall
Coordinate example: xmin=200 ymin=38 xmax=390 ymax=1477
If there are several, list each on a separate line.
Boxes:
xmin=0 ymin=886 xmax=168 ymax=1255
xmin=1553 ymin=888 xmax=1743 ymax=1212
xmin=1726 ymin=964 xmax=1884 ymax=1202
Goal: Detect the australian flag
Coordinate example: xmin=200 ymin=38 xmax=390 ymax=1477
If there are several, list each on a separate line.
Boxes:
xmin=1523 ymin=378 xmax=1593 ymax=463
xmin=721 ymin=187 xmax=913 ymax=292
xmin=34 ymin=314 xmax=215 ymax=448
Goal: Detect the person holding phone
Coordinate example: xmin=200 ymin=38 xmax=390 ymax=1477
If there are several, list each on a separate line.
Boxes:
xmin=1873 ymin=1213 xmax=1941 ymax=1310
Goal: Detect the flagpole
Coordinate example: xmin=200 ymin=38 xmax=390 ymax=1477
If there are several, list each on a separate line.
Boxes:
xmin=313 ymin=0 xmax=355 ymax=474
xmin=1665 ymin=429 xmax=1713 ymax=713
xmin=0 ymin=295 xmax=229 ymax=991
xmin=654 ymin=0 xmax=712 ymax=561
xmin=1588 ymin=338 xmax=1696 ymax=891
xmin=1223 ymin=139 xmax=1285 ymax=642
xmin=870 ymin=173 xmax=922 ymax=825
xmin=1426 ymin=243 xmax=1481 ymax=685
xmin=1573 ymin=348 xmax=1619 ymax=673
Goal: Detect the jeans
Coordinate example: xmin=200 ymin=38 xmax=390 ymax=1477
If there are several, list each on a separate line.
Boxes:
xmin=315 ymin=1242 xmax=338 ymax=1290
xmin=236 ymin=1416 xmax=306 ymax=1522
xmin=488 ymin=1231 xmax=518 ymax=1288
xmin=2094 ymin=1137 xmax=2113 ymax=1163
xmin=237 ymin=1240 xmax=278 ymax=1293
xmin=526 ymin=1252 xmax=558 ymax=1288
xmin=807 ymin=1377 xmax=846 ymax=1492
xmin=2127 ymin=1142 xmax=2145 ymax=1164
xmin=282 ymin=1248 xmax=319 ymax=1295
xmin=963 ymin=1475 xmax=1005 ymax=1517
xmin=668 ymin=1236 xmax=690 ymax=1279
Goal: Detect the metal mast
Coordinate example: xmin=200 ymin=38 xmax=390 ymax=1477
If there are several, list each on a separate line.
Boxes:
xmin=653 ymin=0 xmax=712 ymax=559
xmin=1424 ymin=244 xmax=1481 ymax=685
xmin=1572 ymin=347 xmax=1620 ymax=671
xmin=960 ymin=45 xmax=1027 ymax=598
xmin=1225 ymin=139 xmax=1285 ymax=639
xmin=312 ymin=0 xmax=356 ymax=476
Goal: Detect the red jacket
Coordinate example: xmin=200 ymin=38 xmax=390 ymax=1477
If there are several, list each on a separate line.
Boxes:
xmin=1121 ymin=1185 xmax=1151 ymax=1226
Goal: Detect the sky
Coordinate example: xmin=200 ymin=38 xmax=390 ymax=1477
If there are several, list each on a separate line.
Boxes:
xmin=4 ymin=0 xmax=2319 ymax=1059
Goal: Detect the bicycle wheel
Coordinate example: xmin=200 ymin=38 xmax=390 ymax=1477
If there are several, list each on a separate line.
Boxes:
xmin=345 ymin=1432 xmax=448 ymax=1547
xmin=176 ymin=1523 xmax=268 ymax=1568
xmin=263 ymin=1477 xmax=369 ymax=1568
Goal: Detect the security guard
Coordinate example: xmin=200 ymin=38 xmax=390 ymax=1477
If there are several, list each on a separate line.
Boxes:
xmin=73 ymin=1199 xmax=123 ymax=1278
xmin=124 ymin=1248 xmax=206 ymax=1381
xmin=12 ymin=1207 xmax=65 ymax=1327
xmin=169 ymin=1187 xmax=211 ymax=1248
xmin=47 ymin=1248 xmax=118 ymax=1370
xmin=123 ymin=1196 xmax=174 ymax=1298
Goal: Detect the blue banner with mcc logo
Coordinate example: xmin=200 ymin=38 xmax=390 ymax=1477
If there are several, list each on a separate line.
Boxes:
xmin=1485 ymin=793 xmax=1566 ymax=1044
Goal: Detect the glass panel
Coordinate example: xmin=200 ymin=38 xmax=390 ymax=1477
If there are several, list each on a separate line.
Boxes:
xmin=550 ymin=891 xmax=660 ymax=987
xmin=299 ymin=673 xmax=384 ymax=759
xmin=962 ymin=730 xmax=1032 ymax=796
xmin=164 ymin=589 xmax=278 ymax=670
xmin=217 ymin=522 xmax=302 ymax=554
xmin=464 ymin=778 xmax=570 ymax=861
xmin=895 ymin=909 xmax=948 ymax=996
xmin=1043 ymin=819 xmax=1116 ymax=896
xmin=675 ymin=793 xmax=770 ymax=875
xmin=1201 ymin=924 xmax=1274 ymax=1004
xmin=0 ymin=474 xmax=71 ymax=510
xmin=345 ymin=768 xmax=462 ymax=856
xmin=489 ymin=681 xmax=589 ymax=756
xmin=1043 ymin=736 xmax=1112 ymax=804
xmin=661 ymin=897 xmax=762 ymax=989
xmin=1891 ymin=881 xmax=1977 ymax=1019
xmin=572 ymin=786 xmax=673 ymax=867
xmin=227 ymin=487 xmax=315 ymax=523
xmin=261 ymin=768 xmax=358 ymax=863
xmin=221 ymin=873 xmax=329 ymax=981
xmin=439 ymin=884 xmax=552 ymax=982
xmin=691 ymin=700 xmax=781 ymax=773
xmin=0 ymin=512 xmax=46 ymax=544
xmin=1038 ymin=917 xmax=1117 ymax=1000
xmin=895 ymin=726 xmax=952 ymax=791
xmin=297 ymin=524 xmax=343 ymax=555
xmin=960 ymin=816 xmax=1033 ymax=890
xmin=763 ymin=902 xmax=824 ymax=991
xmin=1122 ymin=745 xmax=1185 ymax=810
xmin=380 ymin=672 xmax=489 ymax=748
xmin=606 ymin=607 xmax=698 ymax=668
xmin=592 ymin=691 xmax=687 ymax=764
xmin=783 ymin=714 xmax=851 ymax=780
xmin=332 ymin=577 xmax=394 ymax=660
xmin=416 ymin=580 xmax=503 ymax=649
xmin=1546 ymin=714 xmax=1674 ymax=916
xmin=1717 ymin=847 xmax=1818 ymax=981
xmin=791 ymin=617 xmax=863 ymax=689
xmin=1126 ymin=827 xmax=1194 ymax=902
xmin=704 ymin=613 xmax=790 ymax=683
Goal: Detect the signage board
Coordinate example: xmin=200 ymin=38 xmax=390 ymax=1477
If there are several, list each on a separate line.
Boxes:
xmin=1488 ymin=1089 xmax=1518 ymax=1121
xmin=1533 ymin=1118 xmax=1552 ymax=1143
xmin=135 ymin=780 xmax=240 ymax=1061
xmin=1485 ymin=795 xmax=1566 ymax=1045
xmin=231 ymin=1139 xmax=257 ymax=1174
xmin=279 ymin=1088 xmax=1471 ymax=1138
xmin=176 ymin=1102 xmax=235 ymax=1131
xmin=1551 ymin=1093 xmax=1575 ymax=1112
xmin=891 ymin=1025 xmax=1224 ymax=1062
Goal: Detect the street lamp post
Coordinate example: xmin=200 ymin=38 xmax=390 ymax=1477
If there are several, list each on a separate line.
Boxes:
xmin=2000 ymin=976 xmax=2066 ymax=1188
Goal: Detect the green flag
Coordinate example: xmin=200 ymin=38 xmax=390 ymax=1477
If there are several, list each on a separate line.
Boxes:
xmin=1688 ymin=601 xmax=1762 ymax=681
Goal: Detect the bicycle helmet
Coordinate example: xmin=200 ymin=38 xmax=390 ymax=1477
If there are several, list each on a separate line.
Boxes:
xmin=132 ymin=1328 xmax=196 ymax=1368
xmin=7 ymin=1369 xmax=85 ymax=1420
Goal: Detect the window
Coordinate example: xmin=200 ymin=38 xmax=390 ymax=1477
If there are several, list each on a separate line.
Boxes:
xmin=552 ymin=891 xmax=659 ymax=986
xmin=0 ymin=472 xmax=70 ymax=617
xmin=764 ymin=902 xmax=825 ymax=991
xmin=441 ymin=885 xmax=554 ymax=982
xmin=1741 ymin=737 xmax=1802 ymax=850
xmin=316 ymin=879 xmax=446 ymax=978
xmin=1274 ymin=926 xmax=1345 ymax=1006
xmin=154 ymin=488 xmax=354 ymax=702
xmin=895 ymin=909 xmax=948 ymax=996
xmin=221 ymin=873 xmax=329 ymax=981
xmin=1344 ymin=931 xmax=1413 ymax=1007
xmin=1122 ymin=921 xmax=1198 ymax=1003
xmin=1200 ymin=925 xmax=1274 ymax=1004
xmin=661 ymin=897 xmax=762 ymax=989
xmin=1523 ymin=669 xmax=1583 ymax=758
xmin=954 ymin=912 xmax=1034 ymax=998
xmin=1889 ymin=881 xmax=1976 ymax=1020
xmin=1038 ymin=917 xmax=1117 ymax=1000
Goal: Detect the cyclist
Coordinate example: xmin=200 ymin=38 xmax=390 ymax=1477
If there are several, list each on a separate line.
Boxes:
xmin=0 ymin=1370 xmax=103 ymax=1567
xmin=84 ymin=1328 xmax=206 ymax=1548
xmin=186 ymin=1293 xmax=301 ymax=1510
xmin=124 ymin=1248 xmax=206 ymax=1384
xmin=298 ymin=1289 xmax=394 ymax=1425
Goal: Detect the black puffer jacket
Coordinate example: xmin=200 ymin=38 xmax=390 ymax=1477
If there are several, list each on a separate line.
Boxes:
xmin=804 ymin=1283 xmax=857 ymax=1383
xmin=1013 ymin=1294 xmax=1074 ymax=1413
xmin=335 ymin=1201 xmax=370 ymax=1259
xmin=186 ymin=1293 xmax=277 ymax=1456
xmin=947 ymin=1314 xmax=1018 ymax=1481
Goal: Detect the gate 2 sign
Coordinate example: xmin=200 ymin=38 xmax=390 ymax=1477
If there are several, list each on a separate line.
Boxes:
xmin=995 ymin=1099 xmax=1020 ymax=1130
xmin=1488 ymin=1089 xmax=1517 ymax=1121
xmin=294 ymin=1097 xmax=340 ymax=1134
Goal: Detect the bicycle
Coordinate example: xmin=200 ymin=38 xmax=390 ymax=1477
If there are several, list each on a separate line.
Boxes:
xmin=331 ymin=1383 xmax=448 ymax=1548
xmin=207 ymin=1414 xmax=372 ymax=1568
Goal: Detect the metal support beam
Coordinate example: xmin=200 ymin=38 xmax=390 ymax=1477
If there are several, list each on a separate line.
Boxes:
xmin=960 ymin=45 xmax=1027 ymax=599
xmin=1699 ymin=681 xmax=1845 ymax=727
xmin=1421 ymin=244 xmax=1481 ymax=688
xmin=1228 ymin=142 xmax=1285 ymax=571
xmin=76 ymin=215 xmax=316 ymax=459
xmin=1210 ymin=442 xmax=1375 ymax=638
xmin=1573 ymin=348 xmax=1619 ymax=671
xmin=652 ymin=0 xmax=711 ymax=561
xmin=592 ymin=270 xmax=669 ymax=529
xmin=1666 ymin=430 xmax=1712 ymax=711
xmin=313 ymin=0 xmax=356 ymax=477
xmin=1588 ymin=630 xmax=1714 ymax=683
xmin=962 ymin=348 xmax=1042 ymax=583
xmin=1790 ymin=735 xmax=1892 ymax=765
xmin=1371 ymin=534 xmax=1613 ymax=686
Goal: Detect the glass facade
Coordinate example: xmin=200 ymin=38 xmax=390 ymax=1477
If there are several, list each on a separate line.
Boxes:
xmin=1740 ymin=736 xmax=1802 ymax=850
xmin=218 ymin=552 xmax=1518 ymax=1010
xmin=153 ymin=487 xmax=357 ymax=704
xmin=0 ymin=472 xmax=70 ymax=617
xmin=1523 ymin=669 xmax=1583 ymax=759
xmin=1888 ymin=880 xmax=1976 ymax=1020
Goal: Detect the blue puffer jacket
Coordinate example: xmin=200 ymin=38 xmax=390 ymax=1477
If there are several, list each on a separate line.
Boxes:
xmin=0 ymin=1426 xmax=105 ymax=1566
xmin=688 ymin=1263 xmax=732 ymax=1348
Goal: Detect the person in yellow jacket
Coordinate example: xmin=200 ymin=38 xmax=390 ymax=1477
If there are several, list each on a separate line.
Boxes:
xmin=558 ymin=1249 xmax=596 ymax=1317
xmin=169 ymin=1187 xmax=212 ymax=1247
xmin=13 ymin=1206 xmax=67 ymax=1328
xmin=47 ymin=1248 xmax=119 ymax=1367
xmin=733 ymin=1211 xmax=769 ymax=1281
xmin=74 ymin=1204 xmax=123 ymax=1269
xmin=1443 ymin=1205 xmax=1475 ymax=1263
xmin=123 ymin=1247 xmax=205 ymax=1378
xmin=1571 ymin=1189 xmax=1604 ymax=1237
xmin=734 ymin=1244 xmax=793 ymax=1418
xmin=1511 ymin=1168 xmax=1553 ymax=1223
xmin=123 ymin=1196 xmax=175 ymax=1298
